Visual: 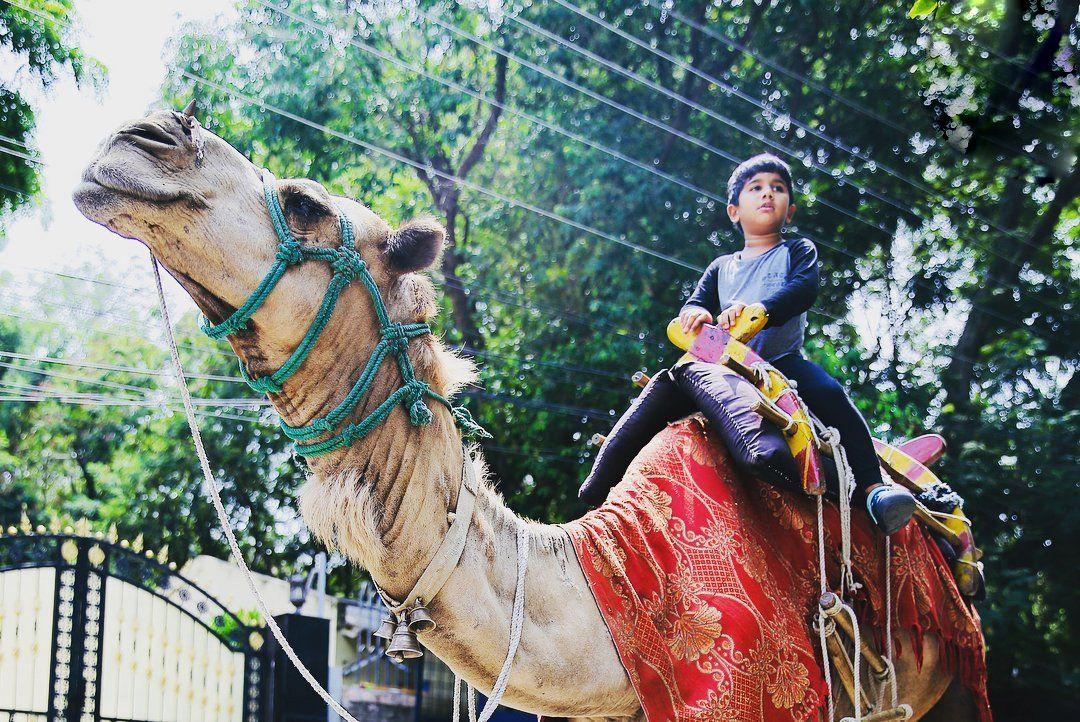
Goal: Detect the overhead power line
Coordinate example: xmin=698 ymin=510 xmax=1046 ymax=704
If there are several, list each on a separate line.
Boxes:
xmin=255 ymin=0 xmax=721 ymax=208
xmin=0 ymin=350 xmax=246 ymax=384
xmin=544 ymin=0 xmax=1037 ymax=249
xmin=495 ymin=2 xmax=1040 ymax=264
xmin=4 ymin=0 xmax=1025 ymax=382
xmin=9 ymin=0 xmax=1053 ymax=344
xmin=181 ymin=69 xmax=696 ymax=271
xmin=254 ymin=3 xmax=1054 ymax=331
xmin=0 ymin=132 xmax=35 ymax=151
xmin=0 ymin=144 xmax=45 ymax=165
xmin=638 ymin=0 xmax=1037 ymax=159
xmin=169 ymin=70 xmax=1044 ymax=367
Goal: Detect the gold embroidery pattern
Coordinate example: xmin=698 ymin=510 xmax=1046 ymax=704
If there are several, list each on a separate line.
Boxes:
xmin=564 ymin=418 xmax=990 ymax=722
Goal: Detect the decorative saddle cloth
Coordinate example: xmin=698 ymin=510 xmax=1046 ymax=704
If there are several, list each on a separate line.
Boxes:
xmin=563 ymin=417 xmax=991 ymax=722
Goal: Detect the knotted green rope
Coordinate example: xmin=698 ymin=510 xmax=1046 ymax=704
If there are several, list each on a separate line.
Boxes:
xmin=204 ymin=169 xmax=489 ymax=457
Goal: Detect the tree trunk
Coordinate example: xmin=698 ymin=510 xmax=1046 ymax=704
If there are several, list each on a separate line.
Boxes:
xmin=439 ymin=197 xmax=483 ymax=346
xmin=942 ymin=163 xmax=1080 ymax=410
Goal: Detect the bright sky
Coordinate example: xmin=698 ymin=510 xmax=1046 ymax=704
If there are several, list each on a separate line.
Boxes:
xmin=0 ymin=0 xmax=236 ymax=303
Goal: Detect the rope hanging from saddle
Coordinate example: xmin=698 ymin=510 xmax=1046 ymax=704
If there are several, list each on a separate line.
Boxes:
xmin=200 ymin=169 xmax=489 ymax=457
xmin=815 ymin=423 xmax=908 ymax=722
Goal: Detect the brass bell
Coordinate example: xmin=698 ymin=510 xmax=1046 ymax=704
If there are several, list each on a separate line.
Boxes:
xmin=386 ymin=618 xmax=423 ymax=660
xmin=407 ymin=602 xmax=436 ymax=633
xmin=374 ymin=615 xmax=396 ymax=640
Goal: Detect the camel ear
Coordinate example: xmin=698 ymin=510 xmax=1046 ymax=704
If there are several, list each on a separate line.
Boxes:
xmin=382 ymin=217 xmax=445 ymax=274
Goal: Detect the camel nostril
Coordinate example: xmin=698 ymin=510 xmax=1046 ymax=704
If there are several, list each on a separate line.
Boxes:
xmin=119 ymin=122 xmax=182 ymax=152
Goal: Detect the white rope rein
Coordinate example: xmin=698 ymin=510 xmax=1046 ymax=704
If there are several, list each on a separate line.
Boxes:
xmin=815 ymin=494 xmax=836 ymax=722
xmin=815 ymin=421 xmax=908 ymax=721
xmin=817 ymin=425 xmax=864 ymax=722
xmin=453 ymin=522 xmax=529 ymax=722
xmin=822 ymin=426 xmax=859 ymax=597
xmin=842 ymin=601 xmax=862 ymax=722
xmin=154 ymin=255 xmax=533 ymax=722
xmin=150 ymin=256 xmax=362 ymax=722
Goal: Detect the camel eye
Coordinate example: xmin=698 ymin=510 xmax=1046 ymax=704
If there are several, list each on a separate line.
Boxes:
xmin=286 ymin=193 xmax=329 ymax=220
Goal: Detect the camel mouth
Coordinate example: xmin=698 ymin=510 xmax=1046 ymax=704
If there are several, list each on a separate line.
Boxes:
xmin=74 ymin=151 xmax=208 ymax=217
xmin=74 ymin=173 xmax=183 ymax=207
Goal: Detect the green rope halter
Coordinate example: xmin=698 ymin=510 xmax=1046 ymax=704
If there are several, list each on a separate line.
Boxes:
xmin=201 ymin=170 xmax=489 ymax=457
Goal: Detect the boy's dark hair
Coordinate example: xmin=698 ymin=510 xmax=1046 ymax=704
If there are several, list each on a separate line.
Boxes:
xmin=726 ymin=153 xmax=794 ymax=206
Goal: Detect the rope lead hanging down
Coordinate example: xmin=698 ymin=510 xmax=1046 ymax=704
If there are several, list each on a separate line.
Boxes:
xmin=150 ymin=254 xmax=362 ymax=722
xmin=453 ymin=523 xmax=529 ymax=722
xmin=816 ymin=424 xmax=863 ymax=722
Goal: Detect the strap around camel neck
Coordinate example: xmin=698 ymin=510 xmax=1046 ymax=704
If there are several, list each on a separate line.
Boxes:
xmin=200 ymin=169 xmax=489 ymax=457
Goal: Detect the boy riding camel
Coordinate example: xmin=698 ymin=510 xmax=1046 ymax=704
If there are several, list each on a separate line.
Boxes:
xmin=581 ymin=153 xmax=916 ymax=535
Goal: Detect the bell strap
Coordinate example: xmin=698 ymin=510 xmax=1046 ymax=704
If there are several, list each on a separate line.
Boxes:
xmin=382 ymin=455 xmax=478 ymax=617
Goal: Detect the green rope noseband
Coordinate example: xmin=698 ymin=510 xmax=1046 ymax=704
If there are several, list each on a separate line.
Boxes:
xmin=201 ymin=170 xmax=489 ymax=457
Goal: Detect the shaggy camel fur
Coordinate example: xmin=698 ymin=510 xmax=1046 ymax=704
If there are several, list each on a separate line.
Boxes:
xmin=73 ymin=108 xmax=980 ymax=721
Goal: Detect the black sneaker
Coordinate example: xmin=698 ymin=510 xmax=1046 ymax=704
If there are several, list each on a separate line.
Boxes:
xmin=866 ymin=485 xmax=916 ymax=535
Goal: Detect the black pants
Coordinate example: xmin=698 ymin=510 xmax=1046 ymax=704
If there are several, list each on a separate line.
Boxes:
xmin=771 ymin=353 xmax=881 ymax=495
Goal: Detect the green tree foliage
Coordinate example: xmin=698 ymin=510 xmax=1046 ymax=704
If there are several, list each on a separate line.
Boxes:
xmin=0 ymin=0 xmax=103 ymax=224
xmin=0 ymin=267 xmax=310 ymax=579
xmin=0 ymin=0 xmax=1074 ymax=716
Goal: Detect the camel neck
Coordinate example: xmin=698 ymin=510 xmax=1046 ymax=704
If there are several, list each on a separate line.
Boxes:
xmin=280 ymin=312 xmax=473 ymax=600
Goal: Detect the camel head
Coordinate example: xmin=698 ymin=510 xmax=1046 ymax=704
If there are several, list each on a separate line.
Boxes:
xmin=73 ymin=105 xmax=463 ymax=430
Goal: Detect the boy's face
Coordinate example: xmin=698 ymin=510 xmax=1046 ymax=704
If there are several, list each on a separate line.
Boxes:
xmin=727 ymin=171 xmax=796 ymax=235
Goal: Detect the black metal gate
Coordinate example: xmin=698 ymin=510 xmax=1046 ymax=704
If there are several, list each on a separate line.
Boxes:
xmin=0 ymin=525 xmax=268 ymax=722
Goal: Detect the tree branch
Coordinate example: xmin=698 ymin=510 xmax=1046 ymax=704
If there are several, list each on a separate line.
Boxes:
xmin=456 ymin=53 xmax=508 ymax=180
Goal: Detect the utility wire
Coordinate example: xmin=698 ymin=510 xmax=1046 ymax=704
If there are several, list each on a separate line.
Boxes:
xmin=178 ymin=46 xmax=1048 ymax=338
xmin=25 ymin=76 xmax=1012 ymax=372
xmin=545 ymin=0 xmax=1039 ymax=249
xmin=5 ymin=3 xmax=1051 ymax=340
xmin=0 ymin=358 xmax=161 ymax=397
xmin=639 ymin=0 xmax=914 ymax=138
xmin=3 ymin=2 xmax=1016 ymax=378
xmin=180 ymin=69 xmax=697 ymax=271
xmin=0 ymin=350 xmax=246 ymax=384
xmin=9 ymin=263 xmax=155 ymax=295
xmin=0 ymin=386 xmax=582 ymax=467
xmin=0 ymin=349 xmax=622 ymax=421
xmin=402 ymin=6 xmax=1062 ymax=325
xmin=497 ymin=2 xmax=1040 ymax=262
xmin=1 ymin=294 xmax=641 ymax=393
xmin=463 ymin=389 xmax=612 ymax=420
xmin=254 ymin=3 xmax=958 ymax=330
xmin=4 ymin=264 xmax=652 ymax=369
xmin=0 ymin=144 xmax=45 ymax=165
xmin=254 ymin=0 xmax=721 ymax=207
xmin=0 ymin=392 xmax=266 ymax=426
xmin=0 ymin=180 xmax=33 ymax=198
xmin=0 ymin=132 xmax=35 ymax=151
xmin=641 ymin=0 xmax=1041 ymax=158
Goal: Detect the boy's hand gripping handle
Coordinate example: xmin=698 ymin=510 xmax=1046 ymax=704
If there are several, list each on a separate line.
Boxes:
xmin=667 ymin=302 xmax=769 ymax=351
xmin=728 ymin=303 xmax=769 ymax=343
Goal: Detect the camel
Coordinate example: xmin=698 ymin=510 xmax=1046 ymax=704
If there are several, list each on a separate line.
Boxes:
xmin=73 ymin=107 xmax=981 ymax=721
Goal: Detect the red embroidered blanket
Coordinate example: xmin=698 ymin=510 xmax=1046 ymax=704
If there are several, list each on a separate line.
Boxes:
xmin=563 ymin=417 xmax=990 ymax=722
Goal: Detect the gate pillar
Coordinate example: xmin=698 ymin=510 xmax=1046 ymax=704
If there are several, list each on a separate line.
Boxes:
xmin=268 ymin=612 xmax=331 ymax=722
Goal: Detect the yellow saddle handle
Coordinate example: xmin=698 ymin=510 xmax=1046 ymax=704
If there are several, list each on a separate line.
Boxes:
xmin=729 ymin=303 xmax=769 ymax=343
xmin=669 ymin=302 xmax=770 ymax=351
